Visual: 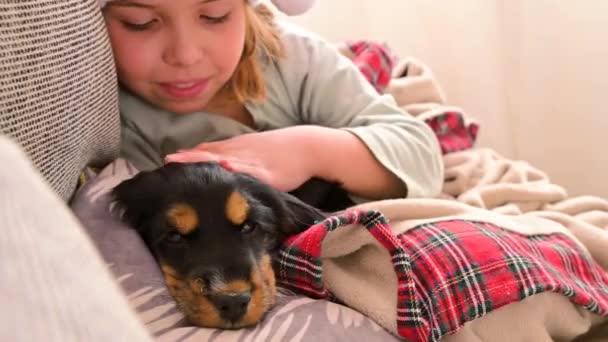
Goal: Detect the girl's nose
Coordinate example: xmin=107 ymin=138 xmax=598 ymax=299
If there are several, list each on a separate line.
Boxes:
xmin=163 ymin=27 xmax=204 ymax=67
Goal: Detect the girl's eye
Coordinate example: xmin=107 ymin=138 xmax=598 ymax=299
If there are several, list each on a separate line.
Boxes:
xmin=240 ymin=222 xmax=257 ymax=234
xmin=201 ymin=13 xmax=230 ymax=24
xmin=121 ymin=20 xmax=156 ymax=32
xmin=166 ymin=231 xmax=184 ymax=243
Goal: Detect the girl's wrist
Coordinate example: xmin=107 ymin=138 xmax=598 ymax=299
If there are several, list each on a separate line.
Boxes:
xmin=298 ymin=126 xmax=345 ymax=184
xmin=297 ymin=125 xmax=406 ymax=199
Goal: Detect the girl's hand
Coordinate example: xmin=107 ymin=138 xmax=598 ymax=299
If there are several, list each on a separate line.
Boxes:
xmin=164 ymin=126 xmax=322 ymax=192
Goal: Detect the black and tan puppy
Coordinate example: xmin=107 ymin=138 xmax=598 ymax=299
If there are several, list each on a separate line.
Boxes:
xmin=112 ymin=161 xmax=326 ymax=329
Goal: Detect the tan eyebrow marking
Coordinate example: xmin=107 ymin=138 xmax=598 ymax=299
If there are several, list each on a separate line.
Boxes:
xmin=225 ymin=191 xmax=250 ymax=226
xmin=167 ymin=203 xmax=199 ymax=235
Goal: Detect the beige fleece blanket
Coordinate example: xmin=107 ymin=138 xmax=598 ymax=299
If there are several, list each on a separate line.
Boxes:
xmin=276 ymin=192 xmax=608 ymax=341
xmin=441 ymin=148 xmax=608 ymax=227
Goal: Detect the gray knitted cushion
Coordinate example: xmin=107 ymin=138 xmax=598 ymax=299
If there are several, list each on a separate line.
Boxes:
xmin=0 ymin=0 xmax=120 ymax=201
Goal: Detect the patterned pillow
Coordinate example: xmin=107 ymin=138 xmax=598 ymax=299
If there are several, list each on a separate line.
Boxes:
xmin=0 ymin=0 xmax=120 ymax=201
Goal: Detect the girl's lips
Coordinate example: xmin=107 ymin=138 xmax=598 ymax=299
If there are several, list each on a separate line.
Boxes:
xmin=159 ymin=79 xmax=209 ymax=99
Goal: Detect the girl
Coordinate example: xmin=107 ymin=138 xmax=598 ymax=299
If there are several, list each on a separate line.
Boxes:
xmin=100 ymin=0 xmax=443 ymax=201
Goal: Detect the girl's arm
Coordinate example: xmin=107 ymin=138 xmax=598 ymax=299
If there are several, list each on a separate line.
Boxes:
xmin=298 ymin=126 xmax=407 ymax=200
xmin=281 ymin=24 xmax=444 ymax=199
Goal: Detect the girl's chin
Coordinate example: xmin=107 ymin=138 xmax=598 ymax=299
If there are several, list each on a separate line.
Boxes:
xmin=159 ymin=101 xmax=209 ymax=115
xmin=150 ymin=93 xmax=213 ymax=114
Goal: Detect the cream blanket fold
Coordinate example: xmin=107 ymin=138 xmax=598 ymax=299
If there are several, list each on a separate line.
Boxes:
xmin=441 ymin=147 xmax=608 ymax=231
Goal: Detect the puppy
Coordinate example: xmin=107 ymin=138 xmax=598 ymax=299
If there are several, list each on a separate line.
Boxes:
xmin=111 ymin=161 xmax=326 ymax=329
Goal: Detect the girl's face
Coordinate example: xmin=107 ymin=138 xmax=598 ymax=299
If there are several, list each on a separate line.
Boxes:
xmin=103 ymin=0 xmax=246 ymax=114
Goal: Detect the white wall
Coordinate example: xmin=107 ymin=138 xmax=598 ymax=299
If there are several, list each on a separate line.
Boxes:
xmin=501 ymin=0 xmax=608 ymax=198
xmin=282 ymin=0 xmax=608 ymax=198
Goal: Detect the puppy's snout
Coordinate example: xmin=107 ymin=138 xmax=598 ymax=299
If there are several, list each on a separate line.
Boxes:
xmin=191 ymin=268 xmax=220 ymax=291
xmin=209 ymin=292 xmax=252 ymax=323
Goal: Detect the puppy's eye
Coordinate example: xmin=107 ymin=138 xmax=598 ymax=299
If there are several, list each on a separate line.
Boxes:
xmin=240 ymin=222 xmax=257 ymax=234
xmin=166 ymin=231 xmax=184 ymax=243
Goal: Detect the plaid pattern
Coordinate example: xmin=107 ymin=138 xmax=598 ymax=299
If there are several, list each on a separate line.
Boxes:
xmin=275 ymin=210 xmax=393 ymax=298
xmin=423 ymin=110 xmax=479 ymax=155
xmin=275 ymin=210 xmax=608 ymax=341
xmin=346 ymin=41 xmax=395 ymax=93
xmin=342 ymin=41 xmax=480 ymax=155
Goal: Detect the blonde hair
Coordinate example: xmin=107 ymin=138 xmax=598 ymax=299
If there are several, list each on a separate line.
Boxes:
xmin=223 ymin=3 xmax=284 ymax=104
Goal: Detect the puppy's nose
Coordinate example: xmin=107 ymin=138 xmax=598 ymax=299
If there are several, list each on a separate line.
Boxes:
xmin=209 ymin=292 xmax=252 ymax=323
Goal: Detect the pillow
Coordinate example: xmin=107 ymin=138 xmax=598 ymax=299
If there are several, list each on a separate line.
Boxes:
xmin=70 ymin=158 xmax=399 ymax=341
xmin=0 ymin=0 xmax=120 ymax=201
xmin=0 ymin=136 xmax=151 ymax=342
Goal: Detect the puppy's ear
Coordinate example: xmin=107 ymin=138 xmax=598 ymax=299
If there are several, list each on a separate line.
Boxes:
xmin=279 ymin=192 xmax=326 ymax=236
xmin=111 ymin=170 xmax=165 ymax=231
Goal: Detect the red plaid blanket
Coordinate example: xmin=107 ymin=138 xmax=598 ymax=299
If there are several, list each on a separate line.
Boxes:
xmin=275 ymin=210 xmax=608 ymax=341
xmin=345 ymin=40 xmax=395 ymax=94
xmin=423 ymin=110 xmax=479 ymax=155
xmin=342 ymin=40 xmax=480 ymax=155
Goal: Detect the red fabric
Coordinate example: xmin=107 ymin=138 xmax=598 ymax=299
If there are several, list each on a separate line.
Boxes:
xmin=346 ymin=40 xmax=395 ymax=93
xmin=276 ymin=210 xmax=608 ymax=341
xmin=423 ymin=111 xmax=479 ymax=154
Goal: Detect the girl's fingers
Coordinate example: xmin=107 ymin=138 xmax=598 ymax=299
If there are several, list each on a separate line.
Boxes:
xmin=231 ymin=163 xmax=275 ymax=188
xmin=192 ymin=141 xmax=220 ymax=151
xmin=215 ymin=159 xmax=271 ymax=184
xmin=164 ymin=151 xmax=219 ymax=164
xmin=164 ymin=152 xmax=277 ymax=188
xmin=165 ymin=152 xmax=240 ymax=177
xmin=218 ymin=160 xmax=234 ymax=171
xmin=176 ymin=140 xmax=219 ymax=153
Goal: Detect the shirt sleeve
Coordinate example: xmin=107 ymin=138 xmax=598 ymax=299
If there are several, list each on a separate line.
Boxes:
xmin=277 ymin=23 xmax=444 ymax=198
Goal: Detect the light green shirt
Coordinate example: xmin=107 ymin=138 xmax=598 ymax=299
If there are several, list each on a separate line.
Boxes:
xmin=119 ymin=21 xmax=443 ymax=199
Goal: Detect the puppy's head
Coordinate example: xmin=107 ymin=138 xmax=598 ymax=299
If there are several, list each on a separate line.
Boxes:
xmin=111 ymin=162 xmax=324 ymax=329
